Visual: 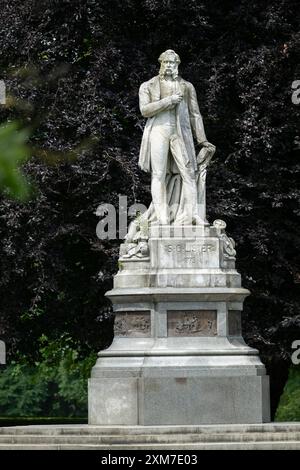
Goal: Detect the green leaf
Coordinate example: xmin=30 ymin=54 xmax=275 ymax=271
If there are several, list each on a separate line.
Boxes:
xmin=0 ymin=121 xmax=30 ymax=200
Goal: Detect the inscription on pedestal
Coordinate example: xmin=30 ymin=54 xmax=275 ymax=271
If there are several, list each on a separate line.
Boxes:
xmin=167 ymin=310 xmax=217 ymax=336
xmin=154 ymin=238 xmax=219 ymax=268
xmin=114 ymin=311 xmax=151 ymax=337
xmin=164 ymin=243 xmax=216 ymax=254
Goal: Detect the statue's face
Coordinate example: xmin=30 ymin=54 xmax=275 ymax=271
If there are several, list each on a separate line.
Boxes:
xmin=160 ymin=56 xmax=178 ymax=77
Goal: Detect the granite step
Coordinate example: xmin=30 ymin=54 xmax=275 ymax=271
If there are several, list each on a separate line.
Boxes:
xmin=0 ymin=441 xmax=299 ymax=450
xmin=1 ymin=423 xmax=300 ymax=435
xmin=0 ymin=423 xmax=299 ymax=449
xmin=0 ymin=431 xmax=299 ymax=445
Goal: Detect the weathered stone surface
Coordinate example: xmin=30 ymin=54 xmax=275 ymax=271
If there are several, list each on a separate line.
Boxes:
xmin=88 ymin=378 xmax=138 ymax=425
xmin=228 ymin=310 xmax=242 ymax=336
xmin=140 ymin=376 xmax=270 ymax=425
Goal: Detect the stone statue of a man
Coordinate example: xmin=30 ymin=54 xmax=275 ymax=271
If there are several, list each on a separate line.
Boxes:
xmin=138 ymin=49 xmax=215 ymax=225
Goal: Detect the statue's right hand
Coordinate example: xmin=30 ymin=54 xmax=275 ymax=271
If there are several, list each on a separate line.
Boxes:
xmin=171 ymin=92 xmax=183 ymax=105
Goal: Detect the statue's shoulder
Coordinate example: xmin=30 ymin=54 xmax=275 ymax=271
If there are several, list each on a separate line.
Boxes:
xmin=139 ymin=75 xmax=159 ymax=91
xmin=180 ymin=78 xmax=194 ymax=90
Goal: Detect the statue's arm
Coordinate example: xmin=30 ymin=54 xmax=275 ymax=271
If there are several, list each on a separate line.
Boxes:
xmin=139 ymin=82 xmax=173 ymax=118
xmin=188 ymin=83 xmax=207 ymax=144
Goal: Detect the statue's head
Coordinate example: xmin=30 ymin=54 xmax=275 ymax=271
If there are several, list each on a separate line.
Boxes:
xmin=158 ymin=49 xmax=180 ymax=79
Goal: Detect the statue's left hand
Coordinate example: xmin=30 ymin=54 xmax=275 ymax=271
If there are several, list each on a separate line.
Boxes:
xmin=202 ymin=141 xmax=216 ymax=153
xmin=196 ymin=141 xmax=216 ymax=167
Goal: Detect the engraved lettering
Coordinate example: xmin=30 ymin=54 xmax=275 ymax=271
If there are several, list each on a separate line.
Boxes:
xmin=163 ymin=242 xmax=217 ymax=262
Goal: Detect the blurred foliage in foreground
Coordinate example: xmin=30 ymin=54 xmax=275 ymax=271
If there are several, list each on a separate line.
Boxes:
xmin=0 ymin=122 xmax=30 ymax=200
xmin=275 ymin=366 xmax=300 ymax=422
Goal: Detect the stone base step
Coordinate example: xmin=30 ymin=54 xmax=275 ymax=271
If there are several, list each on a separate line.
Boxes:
xmin=0 ymin=441 xmax=299 ymax=450
xmin=0 ymin=431 xmax=300 ymax=444
xmin=0 ymin=423 xmax=299 ymax=450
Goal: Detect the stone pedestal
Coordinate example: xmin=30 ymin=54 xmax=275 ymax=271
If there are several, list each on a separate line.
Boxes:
xmin=88 ymin=223 xmax=270 ymax=425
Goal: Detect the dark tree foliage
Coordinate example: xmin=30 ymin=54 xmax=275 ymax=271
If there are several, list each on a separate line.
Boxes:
xmin=0 ymin=0 xmax=299 ymax=416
